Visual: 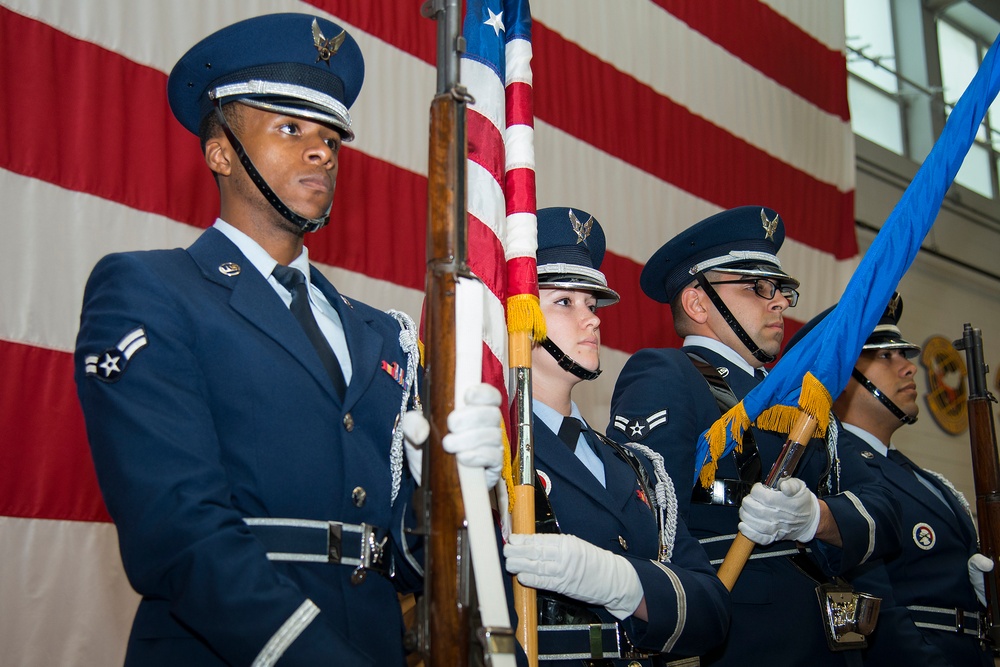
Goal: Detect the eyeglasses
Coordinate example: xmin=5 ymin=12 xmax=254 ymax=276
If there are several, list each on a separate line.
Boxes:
xmin=706 ymin=278 xmax=799 ymax=307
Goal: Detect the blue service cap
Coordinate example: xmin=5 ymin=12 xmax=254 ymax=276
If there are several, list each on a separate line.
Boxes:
xmin=167 ymin=13 xmax=364 ymax=141
xmin=640 ymin=206 xmax=799 ymax=304
xmin=536 ymin=207 xmax=620 ymax=307
xmin=783 ymin=292 xmax=919 ymax=358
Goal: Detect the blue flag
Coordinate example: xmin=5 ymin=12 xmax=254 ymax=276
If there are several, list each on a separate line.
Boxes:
xmin=695 ymin=33 xmax=1000 ymax=487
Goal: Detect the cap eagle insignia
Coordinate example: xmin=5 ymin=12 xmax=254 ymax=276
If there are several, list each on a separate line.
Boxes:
xmin=887 ymin=293 xmax=901 ymax=318
xmin=760 ymin=209 xmax=779 ymax=241
xmin=569 ymin=209 xmax=594 ymax=244
xmin=312 ymin=19 xmax=346 ymax=65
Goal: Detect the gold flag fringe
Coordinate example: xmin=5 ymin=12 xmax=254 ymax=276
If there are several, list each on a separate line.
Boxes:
xmin=696 ymin=372 xmax=833 ymax=488
xmin=506 ymin=293 xmax=547 ymax=340
xmin=698 ymin=402 xmax=750 ymax=489
xmin=501 ymin=420 xmax=515 ymax=512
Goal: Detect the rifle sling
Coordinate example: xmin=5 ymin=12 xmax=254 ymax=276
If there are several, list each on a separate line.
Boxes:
xmin=685 ymin=353 xmax=762 ymax=500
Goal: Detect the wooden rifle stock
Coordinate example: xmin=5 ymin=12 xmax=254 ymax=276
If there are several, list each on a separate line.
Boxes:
xmin=420 ymin=1 xmax=473 ymax=664
xmin=955 ymin=323 xmax=1000 ymax=646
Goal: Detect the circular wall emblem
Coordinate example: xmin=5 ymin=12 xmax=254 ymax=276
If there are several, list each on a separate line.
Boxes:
xmin=920 ymin=335 xmax=968 ymax=435
xmin=912 ymin=522 xmax=936 ymax=550
xmin=536 ymin=470 xmax=552 ymax=496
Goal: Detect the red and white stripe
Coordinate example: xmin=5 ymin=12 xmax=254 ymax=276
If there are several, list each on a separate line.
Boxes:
xmin=0 ymin=1 xmax=853 ymax=663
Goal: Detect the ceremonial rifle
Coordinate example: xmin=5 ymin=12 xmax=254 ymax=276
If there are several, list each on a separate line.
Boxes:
xmin=955 ymin=323 xmax=1000 ymax=647
xmin=418 ymin=1 xmax=516 ymax=664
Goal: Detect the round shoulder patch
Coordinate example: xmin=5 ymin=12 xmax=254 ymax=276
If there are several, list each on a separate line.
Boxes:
xmin=912 ymin=522 xmax=936 ymax=550
xmin=536 ymin=470 xmax=552 ymax=496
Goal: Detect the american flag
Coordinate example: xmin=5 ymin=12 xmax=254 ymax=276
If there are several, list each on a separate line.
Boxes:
xmin=0 ymin=1 xmax=854 ymax=663
xmin=462 ymin=0 xmax=540 ymax=497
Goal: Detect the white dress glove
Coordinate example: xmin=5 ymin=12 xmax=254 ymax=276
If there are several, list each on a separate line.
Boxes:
xmin=968 ymin=553 xmax=994 ymax=606
xmin=400 ymin=383 xmax=505 ymax=489
xmin=738 ymin=478 xmax=821 ymax=546
xmin=504 ymin=533 xmax=643 ymax=620
xmin=444 ymin=383 xmax=504 ymax=488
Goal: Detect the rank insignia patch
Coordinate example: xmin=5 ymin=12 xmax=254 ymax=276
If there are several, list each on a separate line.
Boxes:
xmin=612 ymin=409 xmax=667 ymax=441
xmin=84 ymin=326 xmax=148 ymax=383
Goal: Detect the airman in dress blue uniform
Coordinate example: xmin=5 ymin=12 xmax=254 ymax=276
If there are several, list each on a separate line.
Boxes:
xmin=75 ymin=14 xmax=503 ymax=666
xmin=606 ymin=207 xmax=902 ymax=666
xmin=502 ymin=208 xmax=730 ymax=665
xmin=787 ymin=295 xmax=995 ymax=666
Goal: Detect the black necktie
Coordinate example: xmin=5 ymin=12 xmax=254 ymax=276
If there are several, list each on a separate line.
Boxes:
xmin=272 ymin=264 xmax=347 ymax=400
xmin=558 ymin=417 xmax=584 ymax=452
xmin=754 ymin=367 xmax=767 ymax=382
xmin=887 ymin=448 xmax=916 ymax=476
xmin=558 ymin=416 xmax=602 ymax=457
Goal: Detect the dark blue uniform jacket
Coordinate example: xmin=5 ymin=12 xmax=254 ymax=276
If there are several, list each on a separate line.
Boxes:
xmin=608 ymin=345 xmax=902 ymax=667
xmin=840 ymin=427 xmax=992 ymax=667
xmin=519 ymin=415 xmax=730 ymax=664
xmin=75 ymin=228 xmax=422 ymax=666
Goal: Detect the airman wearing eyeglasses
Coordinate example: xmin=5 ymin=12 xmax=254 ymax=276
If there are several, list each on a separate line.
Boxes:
xmin=606 ymin=206 xmax=901 ymax=667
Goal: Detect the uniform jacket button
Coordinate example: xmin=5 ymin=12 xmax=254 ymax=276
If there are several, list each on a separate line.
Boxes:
xmin=352 ymin=486 xmax=366 ymax=507
xmin=343 ymin=413 xmax=354 ymax=432
xmin=618 ymin=536 xmax=628 ymax=551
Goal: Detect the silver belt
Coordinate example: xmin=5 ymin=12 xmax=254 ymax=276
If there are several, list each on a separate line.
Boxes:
xmin=536 ymin=622 xmax=699 ymax=664
xmin=907 ymin=604 xmax=981 ymax=637
xmin=243 ymin=517 xmax=393 ymax=584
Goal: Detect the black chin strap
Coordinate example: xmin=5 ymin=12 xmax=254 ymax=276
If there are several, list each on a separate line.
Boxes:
xmin=851 ymin=368 xmax=917 ymax=425
xmin=214 ymin=103 xmax=331 ymax=233
xmin=540 ymin=338 xmax=601 ymax=381
xmin=694 ymin=273 xmax=775 ymax=364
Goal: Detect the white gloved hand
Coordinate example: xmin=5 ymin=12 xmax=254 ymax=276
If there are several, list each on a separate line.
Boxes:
xmin=968 ymin=553 xmax=994 ymax=607
xmin=400 ymin=410 xmax=430 ymax=485
xmin=738 ymin=478 xmax=821 ymax=546
xmin=504 ymin=533 xmax=643 ymax=620
xmin=443 ymin=383 xmax=504 ymax=489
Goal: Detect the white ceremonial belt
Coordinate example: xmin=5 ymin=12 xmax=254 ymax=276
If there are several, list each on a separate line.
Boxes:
xmin=243 ymin=517 xmax=393 ymax=582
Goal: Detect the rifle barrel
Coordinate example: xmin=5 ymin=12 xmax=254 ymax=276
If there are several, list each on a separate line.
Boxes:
xmin=955 ymin=323 xmax=1000 ymax=646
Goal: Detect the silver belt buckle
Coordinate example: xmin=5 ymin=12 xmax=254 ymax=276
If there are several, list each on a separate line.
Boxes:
xmin=710 ymin=480 xmax=727 ymax=505
xmin=816 ymin=583 xmax=881 ymax=651
xmin=351 ymin=523 xmax=391 ymax=584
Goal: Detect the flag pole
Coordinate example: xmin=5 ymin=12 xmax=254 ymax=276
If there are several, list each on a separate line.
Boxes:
xmin=509 ymin=329 xmax=538 ymax=665
xmin=716 ymin=410 xmax=818 ymax=589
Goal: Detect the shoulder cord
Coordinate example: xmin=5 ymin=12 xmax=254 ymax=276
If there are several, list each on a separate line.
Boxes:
xmin=621 ymin=440 xmax=678 ymax=563
xmin=823 ymin=418 xmax=839 ymax=496
xmin=387 ymin=309 xmax=421 ymax=505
